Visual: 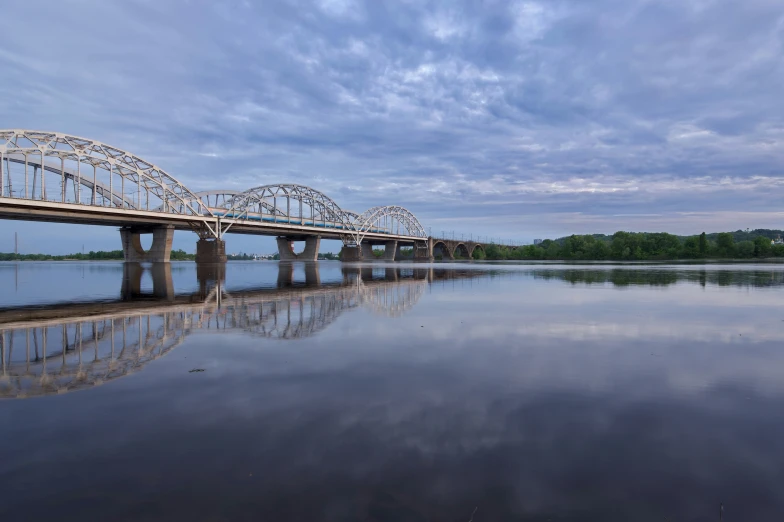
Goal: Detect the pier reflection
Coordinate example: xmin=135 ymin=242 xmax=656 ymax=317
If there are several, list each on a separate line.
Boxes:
xmin=0 ymin=263 xmax=486 ymax=399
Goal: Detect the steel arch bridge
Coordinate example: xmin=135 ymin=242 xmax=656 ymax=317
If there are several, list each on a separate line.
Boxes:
xmin=0 ymin=129 xmax=441 ymax=261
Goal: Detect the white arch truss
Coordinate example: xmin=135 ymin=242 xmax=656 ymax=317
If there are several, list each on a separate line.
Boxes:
xmin=352 ymin=205 xmax=427 ymax=243
xmin=192 ymin=190 xmax=242 ymax=210
xmin=0 ymin=130 xmax=211 ymax=217
xmin=221 ymin=184 xmax=357 ymax=231
xmin=0 ymin=130 xmax=432 ymax=243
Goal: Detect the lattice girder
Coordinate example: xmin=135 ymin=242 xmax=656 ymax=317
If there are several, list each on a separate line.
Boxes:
xmin=0 ymin=129 xmax=211 ymax=216
xmin=353 ymin=205 xmax=427 ymax=242
xmin=224 ymin=184 xmax=356 ymax=228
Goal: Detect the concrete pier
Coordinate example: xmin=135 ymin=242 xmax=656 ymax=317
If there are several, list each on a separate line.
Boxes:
xmin=414 ymin=238 xmax=435 ymax=262
xmin=277 ymin=235 xmax=321 ymax=261
xmin=339 ymin=246 xmax=362 ymax=261
xmin=196 ymin=238 xmax=227 ymax=263
xmin=120 ymin=225 xmax=174 ymax=263
xmin=383 ymin=240 xmax=397 ymax=261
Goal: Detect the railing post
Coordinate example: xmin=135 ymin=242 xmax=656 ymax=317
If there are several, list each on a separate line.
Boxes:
xmin=76 ymin=157 xmax=82 ymax=204
xmin=40 ymin=151 xmax=46 ymax=201
xmin=61 ymin=157 xmax=66 ymax=203
xmin=108 ymin=162 xmax=112 ymax=207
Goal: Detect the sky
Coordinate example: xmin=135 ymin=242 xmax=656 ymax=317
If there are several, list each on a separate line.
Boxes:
xmin=1 ymin=0 xmax=783 ymax=254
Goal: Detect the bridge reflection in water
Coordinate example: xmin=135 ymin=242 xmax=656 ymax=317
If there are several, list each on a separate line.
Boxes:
xmin=0 ymin=263 xmax=490 ymax=399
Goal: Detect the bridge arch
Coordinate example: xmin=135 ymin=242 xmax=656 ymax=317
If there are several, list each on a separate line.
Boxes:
xmin=453 ymin=243 xmax=470 ymax=259
xmin=0 ymin=131 xmax=440 ymax=261
xmin=353 ymin=205 xmax=427 ymax=243
xmin=470 ymin=243 xmax=486 ymax=259
xmin=0 ymin=130 xmax=210 ymax=216
xmin=433 ymin=240 xmax=451 ymax=260
xmin=222 ymin=184 xmax=354 ymax=230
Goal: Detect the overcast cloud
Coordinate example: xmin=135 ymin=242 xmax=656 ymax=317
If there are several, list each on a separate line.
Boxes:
xmin=1 ymin=0 xmax=783 ymax=253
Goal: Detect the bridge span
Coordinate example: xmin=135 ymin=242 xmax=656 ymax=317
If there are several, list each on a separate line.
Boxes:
xmin=0 ymin=130 xmax=515 ymax=261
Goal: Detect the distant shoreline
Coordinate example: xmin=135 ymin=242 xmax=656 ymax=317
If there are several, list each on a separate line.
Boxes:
xmin=8 ymin=255 xmax=780 ymax=263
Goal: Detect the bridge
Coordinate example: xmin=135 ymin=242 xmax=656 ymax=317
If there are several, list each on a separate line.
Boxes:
xmin=0 ymin=130 xmax=515 ymax=262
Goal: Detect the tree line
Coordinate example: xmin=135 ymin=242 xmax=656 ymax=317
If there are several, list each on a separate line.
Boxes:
xmin=0 ymin=249 xmax=194 ymax=261
xmin=476 ymin=230 xmax=784 ymax=261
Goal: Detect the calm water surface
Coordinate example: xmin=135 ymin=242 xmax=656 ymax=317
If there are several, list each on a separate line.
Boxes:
xmin=1 ymin=261 xmax=784 ymax=521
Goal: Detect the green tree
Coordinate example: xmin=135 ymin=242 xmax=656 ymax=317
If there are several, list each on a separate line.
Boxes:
xmin=170 ymin=249 xmax=195 ymax=261
xmin=754 ymin=236 xmax=772 ymax=258
xmin=699 ymin=232 xmax=707 ymax=256
xmin=737 ymin=241 xmax=754 ymax=258
xmin=589 ymin=240 xmax=610 ymax=260
xmin=485 ymin=244 xmax=503 ymax=259
xmin=545 ymin=242 xmax=560 ymax=259
xmin=682 ymin=236 xmax=700 ymax=258
xmin=716 ymin=232 xmax=735 ymax=257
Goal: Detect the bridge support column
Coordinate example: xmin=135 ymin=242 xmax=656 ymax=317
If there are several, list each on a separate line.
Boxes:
xmin=394 ymin=243 xmax=414 ymax=261
xmin=120 ymin=225 xmax=174 ymax=263
xmin=277 ymin=238 xmax=297 ymax=261
xmin=195 ymin=238 xmax=227 ymax=263
xmin=339 ymin=246 xmax=362 ymax=261
xmin=277 ymin=235 xmax=321 ymax=261
xmin=414 ymin=238 xmax=434 ymax=262
xmin=383 ymin=240 xmax=397 ymax=261
xmin=362 ymin=242 xmax=375 ymax=260
xmin=301 ymin=235 xmax=321 ymax=261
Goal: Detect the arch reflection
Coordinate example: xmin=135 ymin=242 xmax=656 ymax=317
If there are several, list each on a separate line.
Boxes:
xmin=0 ymin=263 xmax=486 ymax=398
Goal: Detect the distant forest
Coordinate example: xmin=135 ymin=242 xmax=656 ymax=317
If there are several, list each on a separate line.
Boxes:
xmin=472 ymin=229 xmax=784 ymax=261
xmin=0 ymin=249 xmax=194 ymax=261
xmin=4 ymin=229 xmax=784 ymax=262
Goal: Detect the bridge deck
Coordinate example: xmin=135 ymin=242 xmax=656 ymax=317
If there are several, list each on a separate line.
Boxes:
xmin=0 ymin=197 xmax=423 ymax=243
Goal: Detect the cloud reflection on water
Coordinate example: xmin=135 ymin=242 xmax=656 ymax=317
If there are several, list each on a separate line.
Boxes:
xmin=2 ymin=263 xmax=784 ymax=520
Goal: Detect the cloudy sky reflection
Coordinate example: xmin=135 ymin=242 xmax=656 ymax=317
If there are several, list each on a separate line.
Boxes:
xmin=3 ymin=265 xmax=784 ymax=519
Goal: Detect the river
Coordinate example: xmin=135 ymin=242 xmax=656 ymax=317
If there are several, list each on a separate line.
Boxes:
xmin=1 ymin=261 xmax=783 ymax=521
